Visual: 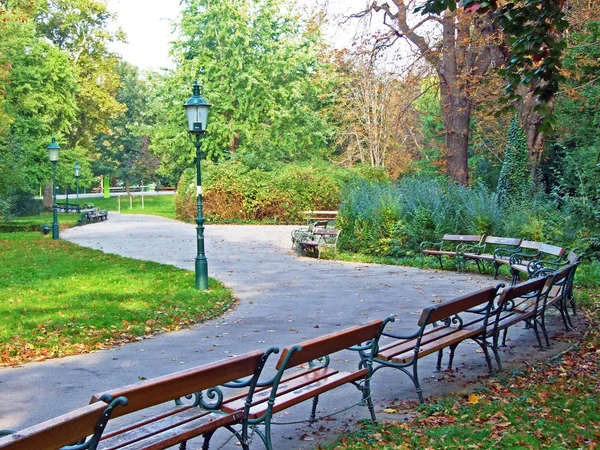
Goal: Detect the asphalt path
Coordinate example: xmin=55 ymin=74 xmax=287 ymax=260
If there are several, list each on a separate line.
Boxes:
xmin=0 ymin=213 xmax=581 ymax=449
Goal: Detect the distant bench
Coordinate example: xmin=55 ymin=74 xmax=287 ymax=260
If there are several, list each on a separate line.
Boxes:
xmin=302 ymin=210 xmax=338 ymax=224
xmin=79 ymin=209 xmax=108 ymax=225
xmin=421 ymin=234 xmax=483 ymax=270
xmin=298 ymin=228 xmax=340 ymax=259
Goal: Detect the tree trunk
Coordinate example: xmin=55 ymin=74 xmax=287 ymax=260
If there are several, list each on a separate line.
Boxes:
xmin=43 ymin=184 xmax=53 ymax=211
xmin=518 ymin=83 xmax=554 ymax=180
xmin=442 ymin=94 xmax=472 ymax=185
xmin=438 ymin=12 xmax=472 ymax=186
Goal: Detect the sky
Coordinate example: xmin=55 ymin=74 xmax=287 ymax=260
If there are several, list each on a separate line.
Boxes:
xmin=105 ymin=0 xmax=378 ymax=71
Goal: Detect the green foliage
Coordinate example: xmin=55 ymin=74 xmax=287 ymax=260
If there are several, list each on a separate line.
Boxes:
xmin=148 ymin=0 xmax=335 ymax=180
xmin=175 ymin=168 xmax=197 ymax=221
xmin=496 ymin=117 xmax=531 ymax=208
xmin=338 ymin=176 xmax=501 ymax=257
xmin=0 ymin=0 xmax=124 ymax=197
xmin=174 ymin=160 xmax=383 ymax=222
xmin=416 ymin=0 xmax=567 ymax=129
xmin=95 ymin=62 xmax=158 ymax=187
xmin=5 ymin=193 xmax=44 ymax=218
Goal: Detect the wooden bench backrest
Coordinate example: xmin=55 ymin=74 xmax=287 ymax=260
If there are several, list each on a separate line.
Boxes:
xmin=498 ymin=276 xmax=548 ymax=305
xmin=441 ymin=234 xmax=482 ymax=243
xmin=520 ymin=240 xmax=543 ymax=251
xmin=485 ymin=236 xmax=521 ymax=246
xmin=418 ymin=286 xmax=499 ymax=326
xmin=538 ymin=243 xmax=564 ymax=258
xmin=90 ymin=350 xmax=265 ymax=418
xmin=276 ymin=320 xmax=383 ymax=370
xmin=0 ymin=402 xmax=109 ymax=450
xmin=546 ymin=264 xmax=572 ymax=287
xmin=567 ymin=251 xmax=581 ymax=264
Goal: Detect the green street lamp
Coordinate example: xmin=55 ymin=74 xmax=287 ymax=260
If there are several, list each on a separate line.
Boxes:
xmin=47 ymin=137 xmax=60 ymax=239
xmin=184 ymin=81 xmax=212 ymax=290
xmin=74 ymin=161 xmax=81 ymax=208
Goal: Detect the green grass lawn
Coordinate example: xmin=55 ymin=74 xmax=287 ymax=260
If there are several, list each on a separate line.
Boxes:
xmin=88 ymin=194 xmax=176 ymax=219
xmin=0 ymin=232 xmax=233 ymax=366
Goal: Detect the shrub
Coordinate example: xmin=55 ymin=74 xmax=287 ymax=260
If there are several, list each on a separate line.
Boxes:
xmin=338 ymin=176 xmax=500 ymax=257
xmin=174 ymin=168 xmax=197 ymax=221
xmin=175 ymin=160 xmax=382 ymax=223
xmin=496 ymin=117 xmax=532 ymax=208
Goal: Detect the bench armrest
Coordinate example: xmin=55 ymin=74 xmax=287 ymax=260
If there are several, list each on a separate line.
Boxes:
xmin=420 ymin=240 xmax=442 ymax=251
xmin=493 ymin=247 xmax=522 ymax=259
xmin=509 ymin=251 xmax=541 ymax=266
xmin=461 ymin=243 xmax=485 ymax=254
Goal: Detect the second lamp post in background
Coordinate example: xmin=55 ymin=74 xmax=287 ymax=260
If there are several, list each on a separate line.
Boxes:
xmin=74 ymin=161 xmax=81 ymax=208
xmin=47 ymin=137 xmax=60 ymax=240
xmin=184 ymin=81 xmax=212 ymax=290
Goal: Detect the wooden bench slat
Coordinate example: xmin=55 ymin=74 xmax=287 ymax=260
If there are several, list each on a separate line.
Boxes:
xmin=419 ymin=286 xmax=497 ymax=326
xmin=0 ymin=402 xmax=111 ymax=450
xmin=538 ymin=243 xmax=565 ymax=258
xmin=101 ymin=405 xmax=192 ymax=440
xmin=247 ymin=369 xmax=368 ymax=419
xmin=377 ymin=323 xmax=481 ymax=359
xmin=276 ymin=320 xmax=383 ymax=370
xmin=100 ymin=411 xmax=241 ymax=450
xmin=91 ymin=351 xmax=265 ymax=418
xmin=388 ymin=328 xmax=483 ymax=364
xmin=442 ymin=234 xmax=482 ymax=242
xmin=484 ymin=237 xmax=521 ymax=246
xmin=421 ymin=250 xmax=459 ymax=257
xmin=221 ymin=367 xmax=339 ymax=413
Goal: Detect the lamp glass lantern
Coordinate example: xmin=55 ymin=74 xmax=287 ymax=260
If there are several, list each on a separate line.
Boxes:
xmin=73 ymin=161 xmax=81 ymax=178
xmin=184 ymin=82 xmax=211 ymax=134
xmin=48 ymin=137 xmax=60 ymax=162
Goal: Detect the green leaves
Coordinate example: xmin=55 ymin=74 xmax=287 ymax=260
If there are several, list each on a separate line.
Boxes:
xmin=147 ymin=0 xmax=335 ymax=179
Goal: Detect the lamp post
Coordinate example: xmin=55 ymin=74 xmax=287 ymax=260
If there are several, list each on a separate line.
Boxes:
xmin=184 ymin=81 xmax=212 ymax=290
xmin=47 ymin=137 xmax=60 ymax=239
xmin=74 ymin=161 xmax=81 ymax=208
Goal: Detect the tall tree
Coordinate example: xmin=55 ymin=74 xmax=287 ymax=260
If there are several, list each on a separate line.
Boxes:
xmin=96 ymin=62 xmax=158 ymax=193
xmin=329 ymin=43 xmax=425 ymax=178
xmin=356 ymin=2 xmax=502 ymax=185
xmin=148 ymin=0 xmax=335 ymax=178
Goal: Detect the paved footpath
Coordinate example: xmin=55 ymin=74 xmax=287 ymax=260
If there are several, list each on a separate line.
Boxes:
xmin=0 ymin=214 xmax=580 ymax=448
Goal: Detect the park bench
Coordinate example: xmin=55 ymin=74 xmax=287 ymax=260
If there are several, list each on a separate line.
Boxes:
xmin=533 ymin=260 xmax=581 ymax=334
xmin=228 ymin=319 xmax=390 ymax=450
xmin=291 ymin=220 xmax=329 ymax=250
xmin=85 ymin=350 xmax=273 ymax=450
xmin=79 ymin=209 xmax=109 ymax=225
xmin=509 ymin=243 xmax=565 ymax=284
xmin=492 ymin=239 xmax=543 ymax=278
xmin=56 ymin=202 xmax=81 ymax=213
xmin=302 ymin=210 xmax=338 ymax=224
xmin=298 ymin=228 xmax=340 ymax=259
xmin=531 ymin=250 xmax=583 ymax=317
xmin=420 ymin=234 xmax=484 ymax=271
xmin=488 ymin=276 xmax=550 ymax=365
xmin=0 ymin=395 xmax=128 ymax=450
xmin=372 ymin=284 xmax=503 ymax=403
xmin=488 ymin=264 xmax=579 ymax=368
xmin=461 ymin=236 xmax=522 ymax=278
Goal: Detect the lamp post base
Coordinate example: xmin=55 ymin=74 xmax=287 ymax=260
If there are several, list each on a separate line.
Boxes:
xmin=195 ymin=257 xmax=209 ymax=290
xmin=52 ymin=223 xmax=59 ymax=240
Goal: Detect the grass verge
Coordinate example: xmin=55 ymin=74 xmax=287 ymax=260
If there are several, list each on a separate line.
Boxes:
xmin=321 ymin=290 xmax=600 ymax=449
xmin=0 ymin=232 xmax=234 ymax=366
xmin=83 ymin=194 xmax=176 ymax=219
